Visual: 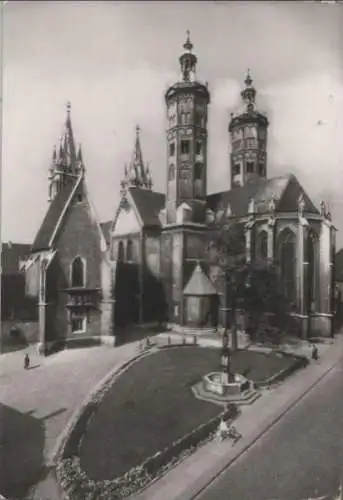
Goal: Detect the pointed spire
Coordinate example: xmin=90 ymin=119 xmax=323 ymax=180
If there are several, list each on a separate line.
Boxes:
xmin=241 ymin=69 xmax=256 ymax=112
xmin=179 ymin=30 xmax=197 ymax=82
xmin=120 ymin=125 xmax=152 ymax=192
xmin=52 ymin=144 xmax=57 ymax=162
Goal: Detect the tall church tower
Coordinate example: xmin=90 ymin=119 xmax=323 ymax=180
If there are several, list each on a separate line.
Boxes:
xmin=164 ymin=31 xmax=210 ymax=224
xmin=229 ymin=71 xmax=269 ymax=187
xmin=48 ymin=102 xmax=84 ymax=202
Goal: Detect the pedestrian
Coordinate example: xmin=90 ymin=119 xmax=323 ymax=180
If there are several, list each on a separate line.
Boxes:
xmin=311 ymin=343 xmax=319 ymax=361
xmin=24 ymin=353 xmax=30 ymax=370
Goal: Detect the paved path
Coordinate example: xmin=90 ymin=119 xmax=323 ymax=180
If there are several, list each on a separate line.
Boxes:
xmin=196 ymin=354 xmax=343 ymax=500
xmin=0 ymin=341 xmax=140 ymax=499
xmin=134 ymin=336 xmax=343 ymax=500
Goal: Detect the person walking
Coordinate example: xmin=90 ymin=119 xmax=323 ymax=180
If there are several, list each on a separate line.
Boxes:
xmin=24 ymin=353 xmax=30 ymax=369
xmin=311 ymin=343 xmax=319 ymax=361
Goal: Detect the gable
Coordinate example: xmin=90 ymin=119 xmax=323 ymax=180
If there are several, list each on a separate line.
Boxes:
xmin=112 ymin=201 xmax=142 ymax=237
xmin=128 ymin=188 xmax=165 ymax=227
xmin=276 ymin=175 xmax=319 ymax=214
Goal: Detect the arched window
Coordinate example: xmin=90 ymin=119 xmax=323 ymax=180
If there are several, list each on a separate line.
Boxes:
xmin=307 ymin=230 xmax=319 ymax=311
xmin=168 ymin=164 xmax=175 ymax=182
xmin=257 ymin=230 xmax=268 ymax=261
xmin=126 ymin=239 xmax=134 ymax=262
xmin=117 ymin=241 xmax=124 ymax=262
xmin=71 ymin=256 xmax=85 ymax=287
xmin=277 ymin=228 xmax=296 ymax=305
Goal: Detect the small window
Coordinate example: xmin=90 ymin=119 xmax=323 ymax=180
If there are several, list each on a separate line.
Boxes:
xmin=71 ymin=257 xmax=85 ymax=287
xmin=168 ymin=164 xmax=175 ymax=181
xmin=117 ymin=241 xmax=124 ymax=262
xmin=169 ymin=142 xmax=175 ymax=156
xmin=181 ymin=139 xmax=190 ymax=155
xmin=77 ymin=193 xmax=83 ymax=203
xmin=258 ymin=163 xmax=265 ymax=176
xmin=232 ymin=164 xmax=240 ymax=176
xmin=126 ymin=239 xmax=134 ymax=262
xmin=194 ymin=163 xmax=202 ymax=180
xmin=196 ymin=141 xmax=202 ymax=155
xmin=71 ymin=314 xmax=86 ymax=333
xmin=247 ymin=162 xmax=254 ymax=173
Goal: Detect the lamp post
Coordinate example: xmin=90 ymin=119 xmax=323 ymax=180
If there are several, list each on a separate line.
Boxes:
xmin=221 ymin=328 xmax=234 ymax=383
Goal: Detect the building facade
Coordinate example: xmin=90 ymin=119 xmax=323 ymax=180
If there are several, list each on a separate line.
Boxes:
xmin=24 ymin=33 xmax=336 ymax=353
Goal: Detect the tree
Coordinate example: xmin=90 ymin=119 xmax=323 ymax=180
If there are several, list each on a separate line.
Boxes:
xmin=206 ymin=218 xmax=290 ymax=350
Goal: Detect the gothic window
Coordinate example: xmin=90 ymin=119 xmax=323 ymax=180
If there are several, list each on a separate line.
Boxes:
xmin=71 ymin=256 xmax=85 ymax=287
xmin=277 ymin=228 xmax=296 ymax=305
xmin=117 ymin=241 xmax=124 ymax=262
xmin=169 ymin=142 xmax=175 ymax=156
xmin=196 ymin=141 xmax=202 ymax=155
xmin=232 ymin=164 xmax=240 ymax=176
xmin=181 ymin=139 xmax=190 ymax=155
xmin=257 ymin=230 xmax=268 ymax=261
xmin=194 ymin=162 xmax=202 ymax=180
xmin=247 ymin=162 xmax=254 ymax=173
xmin=168 ymin=164 xmax=175 ymax=181
xmin=126 ymin=239 xmax=134 ymax=262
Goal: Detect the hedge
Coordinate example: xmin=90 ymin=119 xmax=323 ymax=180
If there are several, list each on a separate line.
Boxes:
xmin=56 ymin=402 xmax=238 ymax=499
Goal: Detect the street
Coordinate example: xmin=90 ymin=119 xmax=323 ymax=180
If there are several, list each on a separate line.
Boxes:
xmin=196 ymin=355 xmax=343 ymax=500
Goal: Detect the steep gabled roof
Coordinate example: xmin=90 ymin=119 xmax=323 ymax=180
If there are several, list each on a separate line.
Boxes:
xmin=207 ymin=174 xmax=319 ymax=219
xmin=31 ymin=177 xmax=81 ymax=252
xmin=183 ymin=263 xmax=218 ymax=296
xmin=128 ymin=187 xmax=165 ymax=228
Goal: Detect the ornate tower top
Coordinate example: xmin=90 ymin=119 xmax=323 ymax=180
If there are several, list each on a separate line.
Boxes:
xmin=241 ymin=69 xmax=257 ymax=112
xmin=228 ymin=73 xmax=269 ymax=188
xmin=120 ymin=125 xmax=152 ymax=194
xmin=179 ymin=30 xmax=197 ymax=82
xmin=48 ymin=102 xmax=84 ymax=202
xmin=165 ymin=31 xmax=209 ymax=103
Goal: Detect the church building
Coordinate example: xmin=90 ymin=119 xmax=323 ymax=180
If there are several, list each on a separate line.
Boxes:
xmin=24 ymin=33 xmax=336 ymax=353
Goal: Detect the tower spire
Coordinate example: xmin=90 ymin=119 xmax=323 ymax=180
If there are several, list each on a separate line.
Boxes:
xmin=241 ymin=69 xmax=256 ymax=112
xmin=179 ymin=30 xmax=197 ymax=82
xmin=120 ymin=125 xmax=152 ymax=192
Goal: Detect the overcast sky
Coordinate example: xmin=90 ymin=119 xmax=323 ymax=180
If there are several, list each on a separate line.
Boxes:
xmin=2 ymin=1 xmax=343 ymax=246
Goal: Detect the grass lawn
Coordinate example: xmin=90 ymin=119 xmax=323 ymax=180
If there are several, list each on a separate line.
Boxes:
xmin=79 ymin=347 xmax=296 ymax=481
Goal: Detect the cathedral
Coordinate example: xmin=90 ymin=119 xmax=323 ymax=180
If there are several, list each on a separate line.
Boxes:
xmin=23 ymin=33 xmax=336 ymax=354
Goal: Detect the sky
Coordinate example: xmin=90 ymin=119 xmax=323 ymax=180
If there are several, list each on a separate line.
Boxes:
xmin=2 ymin=1 xmax=343 ymax=246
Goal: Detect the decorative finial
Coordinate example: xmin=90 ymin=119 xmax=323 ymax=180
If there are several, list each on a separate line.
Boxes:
xmin=66 ymin=101 xmax=71 ymax=115
xmin=244 ymin=68 xmax=253 ymax=88
xmin=183 ymin=29 xmax=193 ymax=52
xmin=136 ymin=124 xmax=140 ymax=137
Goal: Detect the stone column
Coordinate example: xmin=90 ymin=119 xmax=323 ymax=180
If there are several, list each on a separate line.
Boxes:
xmin=100 ymin=298 xmax=115 ymax=345
xmin=267 ymin=218 xmax=275 ymax=260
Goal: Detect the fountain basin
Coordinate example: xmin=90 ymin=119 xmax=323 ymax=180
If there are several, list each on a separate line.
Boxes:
xmin=203 ymin=372 xmax=251 ymax=397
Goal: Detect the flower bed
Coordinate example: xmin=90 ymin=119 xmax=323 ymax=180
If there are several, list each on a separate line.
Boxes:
xmin=56 ymin=403 xmax=238 ymax=499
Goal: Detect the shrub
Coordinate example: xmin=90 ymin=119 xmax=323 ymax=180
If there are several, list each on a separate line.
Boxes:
xmin=56 ymin=403 xmax=238 ymax=499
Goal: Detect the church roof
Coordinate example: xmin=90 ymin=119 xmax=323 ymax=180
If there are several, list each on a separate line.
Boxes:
xmin=129 ymin=187 xmax=165 ymax=227
xmin=31 ymin=178 xmax=79 ymax=252
xmin=207 ymin=174 xmax=319 ymax=219
xmin=183 ymin=263 xmax=218 ymax=296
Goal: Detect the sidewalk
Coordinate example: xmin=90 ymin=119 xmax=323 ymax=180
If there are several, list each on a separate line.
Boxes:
xmin=0 ymin=341 xmax=141 ymax=500
xmin=133 ymin=335 xmax=343 ymax=500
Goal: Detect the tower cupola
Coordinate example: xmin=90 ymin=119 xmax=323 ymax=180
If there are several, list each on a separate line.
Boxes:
xmin=229 ymin=71 xmax=269 ymax=188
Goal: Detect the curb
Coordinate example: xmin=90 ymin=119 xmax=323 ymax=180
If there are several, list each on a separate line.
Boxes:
xmin=181 ymin=343 xmax=343 ymax=500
